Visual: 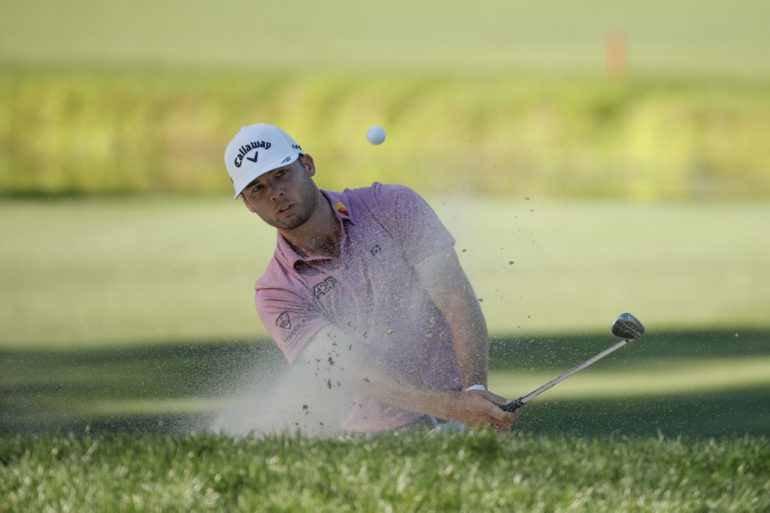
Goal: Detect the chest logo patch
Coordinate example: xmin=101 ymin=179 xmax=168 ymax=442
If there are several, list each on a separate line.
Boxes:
xmin=276 ymin=311 xmax=291 ymax=329
xmin=370 ymin=244 xmax=381 ymax=256
xmin=313 ymin=277 xmax=338 ymax=299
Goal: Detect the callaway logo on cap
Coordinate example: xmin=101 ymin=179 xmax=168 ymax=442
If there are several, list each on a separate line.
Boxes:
xmin=224 ymin=123 xmax=304 ymax=198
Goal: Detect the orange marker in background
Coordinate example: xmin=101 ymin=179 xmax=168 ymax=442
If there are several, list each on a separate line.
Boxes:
xmin=605 ymin=31 xmax=628 ymax=81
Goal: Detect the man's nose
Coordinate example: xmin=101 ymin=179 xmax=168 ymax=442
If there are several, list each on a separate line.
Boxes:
xmin=269 ymin=184 xmax=285 ymax=201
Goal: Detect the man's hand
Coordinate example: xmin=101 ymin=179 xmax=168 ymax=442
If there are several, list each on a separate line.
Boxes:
xmin=445 ymin=389 xmax=518 ymax=430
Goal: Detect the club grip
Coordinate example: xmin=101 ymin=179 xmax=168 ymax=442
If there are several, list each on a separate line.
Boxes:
xmin=500 ymin=397 xmax=525 ymax=412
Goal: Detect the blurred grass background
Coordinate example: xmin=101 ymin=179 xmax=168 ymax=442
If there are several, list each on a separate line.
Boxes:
xmin=2 ymin=0 xmax=769 ymax=76
xmin=1 ymin=198 xmax=768 ymax=347
xmin=1 ymin=0 xmax=769 ymax=435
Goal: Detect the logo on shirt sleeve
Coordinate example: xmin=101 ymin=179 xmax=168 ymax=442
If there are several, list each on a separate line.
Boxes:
xmin=276 ymin=311 xmax=291 ymax=329
xmin=313 ymin=277 xmax=338 ymax=299
xmin=335 ymin=202 xmax=349 ymax=217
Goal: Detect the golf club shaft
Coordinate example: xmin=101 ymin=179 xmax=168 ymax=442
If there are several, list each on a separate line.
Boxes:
xmin=501 ymin=339 xmax=629 ymax=412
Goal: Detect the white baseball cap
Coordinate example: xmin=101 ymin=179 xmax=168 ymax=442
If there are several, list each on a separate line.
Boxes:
xmin=224 ymin=123 xmax=304 ymax=198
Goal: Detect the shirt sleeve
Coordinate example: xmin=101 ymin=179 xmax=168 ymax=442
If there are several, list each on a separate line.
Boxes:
xmin=370 ymin=183 xmax=455 ymax=266
xmin=255 ymin=285 xmax=330 ymax=364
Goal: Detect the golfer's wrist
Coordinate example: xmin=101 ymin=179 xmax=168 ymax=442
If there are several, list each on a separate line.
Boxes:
xmin=464 ymin=384 xmax=486 ymax=392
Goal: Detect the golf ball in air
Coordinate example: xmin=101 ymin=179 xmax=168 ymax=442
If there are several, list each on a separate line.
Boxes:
xmin=366 ymin=125 xmax=386 ymax=145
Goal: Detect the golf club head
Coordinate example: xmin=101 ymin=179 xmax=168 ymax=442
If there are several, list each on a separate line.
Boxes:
xmin=611 ymin=312 xmax=644 ymax=341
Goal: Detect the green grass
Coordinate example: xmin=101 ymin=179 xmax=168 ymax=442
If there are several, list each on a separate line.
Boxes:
xmin=1 ymin=432 xmax=768 ymax=513
xmin=2 ymin=198 xmax=768 ymax=347
xmin=491 ymin=358 xmax=770 ymax=399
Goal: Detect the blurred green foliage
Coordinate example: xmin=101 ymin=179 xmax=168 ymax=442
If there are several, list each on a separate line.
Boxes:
xmin=1 ymin=70 xmax=769 ymax=198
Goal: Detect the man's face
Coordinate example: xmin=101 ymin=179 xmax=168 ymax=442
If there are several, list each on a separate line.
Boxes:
xmin=241 ymin=155 xmax=318 ymax=230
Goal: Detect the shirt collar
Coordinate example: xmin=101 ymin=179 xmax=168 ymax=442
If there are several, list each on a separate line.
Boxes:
xmin=275 ymin=190 xmax=354 ymax=269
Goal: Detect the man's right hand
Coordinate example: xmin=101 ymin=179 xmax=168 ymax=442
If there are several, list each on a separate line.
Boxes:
xmin=446 ymin=390 xmax=518 ymax=430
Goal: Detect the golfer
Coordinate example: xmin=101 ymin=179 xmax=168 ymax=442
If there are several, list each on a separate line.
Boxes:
xmin=224 ymin=123 xmax=517 ymax=433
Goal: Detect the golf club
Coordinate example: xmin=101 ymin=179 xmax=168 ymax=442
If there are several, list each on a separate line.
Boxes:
xmin=500 ymin=312 xmax=644 ymax=412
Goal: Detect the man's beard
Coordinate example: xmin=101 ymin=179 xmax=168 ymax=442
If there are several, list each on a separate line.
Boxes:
xmin=270 ymin=184 xmax=318 ymax=230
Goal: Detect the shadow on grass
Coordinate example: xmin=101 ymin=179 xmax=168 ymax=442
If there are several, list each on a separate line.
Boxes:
xmin=514 ymin=388 xmax=770 ymax=438
xmin=0 ymin=341 xmax=285 ymax=435
xmin=2 ymin=329 xmax=769 ymax=437
xmin=489 ymin=328 xmax=770 ymax=371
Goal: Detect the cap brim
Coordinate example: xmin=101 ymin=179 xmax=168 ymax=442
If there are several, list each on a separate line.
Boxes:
xmin=233 ymin=153 xmax=301 ymax=199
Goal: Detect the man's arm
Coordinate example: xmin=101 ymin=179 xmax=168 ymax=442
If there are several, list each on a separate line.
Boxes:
xmin=294 ymin=324 xmax=515 ymax=429
xmin=372 ymin=184 xmax=491 ymax=389
xmin=414 ymin=247 xmax=489 ymax=389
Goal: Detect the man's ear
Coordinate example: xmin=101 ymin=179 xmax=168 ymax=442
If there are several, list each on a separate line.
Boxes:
xmin=241 ymin=195 xmax=257 ymax=213
xmin=300 ymin=154 xmax=316 ymax=177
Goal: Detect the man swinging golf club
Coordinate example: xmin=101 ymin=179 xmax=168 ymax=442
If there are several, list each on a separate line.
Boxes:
xmin=225 ymin=123 xmax=517 ymax=433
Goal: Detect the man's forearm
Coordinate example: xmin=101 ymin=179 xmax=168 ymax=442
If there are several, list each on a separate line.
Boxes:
xmin=297 ymin=325 xmax=511 ymax=427
xmin=344 ymin=356 xmax=511 ymax=428
xmin=357 ymin=368 xmax=460 ymax=419
xmin=296 ymin=327 xmax=460 ymax=419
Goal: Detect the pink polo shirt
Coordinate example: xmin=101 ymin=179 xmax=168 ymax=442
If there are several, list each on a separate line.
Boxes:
xmin=254 ymin=183 xmax=463 ymax=432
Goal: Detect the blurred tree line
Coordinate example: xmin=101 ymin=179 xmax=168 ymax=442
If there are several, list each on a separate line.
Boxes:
xmin=1 ymin=69 xmax=768 ymax=199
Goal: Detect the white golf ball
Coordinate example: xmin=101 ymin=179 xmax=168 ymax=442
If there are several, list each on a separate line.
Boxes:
xmin=366 ymin=125 xmax=386 ymax=145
